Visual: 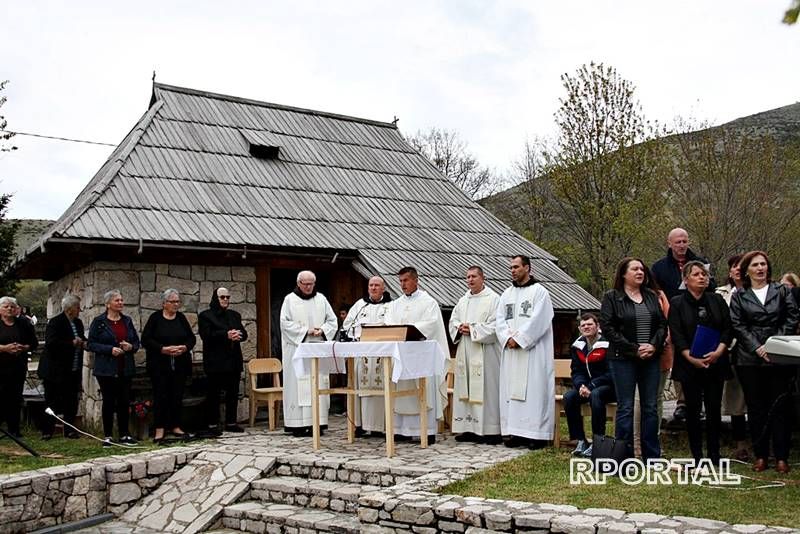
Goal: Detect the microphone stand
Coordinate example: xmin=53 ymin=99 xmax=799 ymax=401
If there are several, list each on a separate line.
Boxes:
xmin=0 ymin=427 xmax=39 ymax=457
xmin=342 ymin=301 xmax=371 ymax=341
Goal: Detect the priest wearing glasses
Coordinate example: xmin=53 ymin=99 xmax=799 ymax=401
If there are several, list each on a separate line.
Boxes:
xmin=279 ymin=271 xmax=338 ymax=437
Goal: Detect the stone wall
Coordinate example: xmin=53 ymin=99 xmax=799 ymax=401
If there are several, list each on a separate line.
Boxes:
xmin=0 ymin=447 xmax=200 ymax=534
xmin=46 ymin=262 xmax=258 ymax=426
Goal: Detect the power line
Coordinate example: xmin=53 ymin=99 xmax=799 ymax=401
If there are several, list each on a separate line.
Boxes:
xmin=4 ymin=130 xmax=116 ymax=147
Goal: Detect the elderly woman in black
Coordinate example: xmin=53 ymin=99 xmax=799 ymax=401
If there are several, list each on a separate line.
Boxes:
xmin=730 ymin=251 xmax=799 ymax=473
xmin=142 ymin=289 xmax=196 ymax=443
xmin=668 ymin=261 xmax=733 ymax=465
xmin=88 ymin=289 xmax=141 ymax=447
xmin=0 ymin=296 xmax=38 ymax=438
xmin=600 ymin=257 xmax=667 ymax=460
xmin=39 ymin=294 xmax=86 ymax=440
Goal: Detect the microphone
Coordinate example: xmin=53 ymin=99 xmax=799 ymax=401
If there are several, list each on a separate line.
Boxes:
xmin=345 ymin=301 xmax=371 ymax=341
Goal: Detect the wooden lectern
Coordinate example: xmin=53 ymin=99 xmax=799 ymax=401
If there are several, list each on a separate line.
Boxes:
xmin=360 ymin=324 xmax=425 ymax=342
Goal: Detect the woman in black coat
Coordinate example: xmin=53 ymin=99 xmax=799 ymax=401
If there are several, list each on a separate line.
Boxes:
xmin=141 ymin=288 xmax=196 ymax=442
xmin=599 ymin=257 xmax=667 ymax=460
xmin=39 ymin=294 xmax=86 ymax=439
xmin=0 ymin=296 xmax=38 ymax=438
xmin=668 ymin=261 xmax=733 ymax=464
xmin=730 ymin=251 xmax=799 ymax=473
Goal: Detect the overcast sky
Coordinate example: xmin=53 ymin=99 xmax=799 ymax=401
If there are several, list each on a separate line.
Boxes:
xmin=2 ymin=0 xmax=798 ymax=220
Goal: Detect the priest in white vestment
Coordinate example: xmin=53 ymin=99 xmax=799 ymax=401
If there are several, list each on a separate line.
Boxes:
xmin=384 ymin=267 xmax=448 ymax=442
xmin=448 ymin=266 xmax=502 ymax=443
xmin=496 ymin=255 xmax=555 ymax=448
xmin=342 ymin=276 xmax=392 ymax=435
xmin=280 ymin=270 xmax=338 ymax=437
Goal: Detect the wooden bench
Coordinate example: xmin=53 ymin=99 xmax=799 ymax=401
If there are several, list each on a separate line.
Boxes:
xmin=553 ymin=359 xmax=616 ymax=448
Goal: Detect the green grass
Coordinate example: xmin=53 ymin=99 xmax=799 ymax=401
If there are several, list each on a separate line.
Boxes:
xmin=442 ymin=424 xmax=800 ymax=527
xmin=0 ymin=427 xmax=194 ymax=475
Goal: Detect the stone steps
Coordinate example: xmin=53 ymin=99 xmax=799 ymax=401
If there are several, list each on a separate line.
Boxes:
xmin=222 ymin=501 xmax=362 ymax=534
xmin=250 ymin=476 xmax=380 ymax=514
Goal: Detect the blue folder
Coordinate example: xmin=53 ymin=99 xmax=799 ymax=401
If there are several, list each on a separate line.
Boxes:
xmin=690 ymin=325 xmax=721 ymax=358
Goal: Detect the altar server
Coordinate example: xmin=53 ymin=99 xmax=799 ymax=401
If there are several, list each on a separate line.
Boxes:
xmin=496 ymin=255 xmax=555 ymax=448
xmin=448 ymin=266 xmax=502 ymax=443
xmin=384 ymin=267 xmax=448 ymax=443
xmin=280 ymin=270 xmax=338 ymax=437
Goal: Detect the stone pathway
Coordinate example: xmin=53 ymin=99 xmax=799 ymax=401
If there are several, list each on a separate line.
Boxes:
xmin=75 ymin=415 xmax=524 ymax=533
xmin=72 ymin=415 xmax=798 ymax=534
xmin=119 ymin=451 xmax=277 ymax=533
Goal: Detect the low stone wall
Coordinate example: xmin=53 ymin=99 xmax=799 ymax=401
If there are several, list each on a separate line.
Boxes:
xmin=0 ymin=447 xmax=200 ymax=534
xmin=356 ymin=471 xmax=799 ymax=534
xmin=273 ymin=456 xmax=428 ymax=488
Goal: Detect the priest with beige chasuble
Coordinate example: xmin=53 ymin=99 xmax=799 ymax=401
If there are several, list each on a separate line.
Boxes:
xmin=341 ymin=276 xmax=392 ymax=434
xmin=384 ymin=267 xmax=449 ymax=443
xmin=280 ymin=270 xmax=338 ymax=437
xmin=448 ymin=266 xmax=502 ymax=443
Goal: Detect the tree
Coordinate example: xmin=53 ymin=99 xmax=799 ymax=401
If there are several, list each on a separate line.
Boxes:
xmin=507 ymin=139 xmax=554 ymax=244
xmin=667 ymin=121 xmax=800 ymax=274
xmin=0 ymin=80 xmax=17 ymax=152
xmin=407 ymin=127 xmax=500 ymax=199
xmin=0 ymin=80 xmax=20 ymax=295
xmin=544 ymin=62 xmax=670 ymax=296
xmin=784 ymin=0 xmax=800 ymax=24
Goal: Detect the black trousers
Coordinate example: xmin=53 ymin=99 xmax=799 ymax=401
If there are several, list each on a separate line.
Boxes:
xmin=563 ymin=385 xmax=615 ymax=441
xmin=42 ymin=372 xmax=82 ymax=435
xmin=150 ymin=370 xmax=186 ymax=430
xmin=205 ymin=371 xmax=240 ymax=426
xmin=731 ymin=415 xmax=748 ymax=442
xmin=0 ymin=360 xmax=26 ymax=435
xmin=96 ymin=376 xmax=132 ymax=438
xmin=681 ymin=374 xmax=724 ymax=463
xmin=737 ymin=365 xmax=793 ymax=461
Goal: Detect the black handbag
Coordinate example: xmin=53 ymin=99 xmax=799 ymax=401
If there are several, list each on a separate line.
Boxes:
xmin=591 ymin=434 xmax=630 ymax=475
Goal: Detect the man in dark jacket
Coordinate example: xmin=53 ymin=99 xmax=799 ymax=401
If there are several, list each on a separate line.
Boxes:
xmin=651 ymin=227 xmax=715 ymax=423
xmin=199 ymin=287 xmax=248 ymax=434
xmin=651 ymin=228 xmax=716 ymax=300
xmin=38 ymin=295 xmax=85 ymax=439
xmin=564 ymin=313 xmax=614 ymax=457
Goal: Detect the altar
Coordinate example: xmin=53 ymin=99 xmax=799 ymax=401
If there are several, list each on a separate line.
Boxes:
xmin=292 ymin=340 xmax=446 ymax=457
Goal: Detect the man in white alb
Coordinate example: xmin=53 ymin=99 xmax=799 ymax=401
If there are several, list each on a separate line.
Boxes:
xmin=342 ymin=276 xmax=392 ymax=436
xmin=448 ymin=266 xmax=502 ymax=444
xmin=384 ymin=266 xmax=448 ymax=444
xmin=496 ymin=255 xmax=555 ymax=448
xmin=280 ymin=270 xmax=338 ymax=437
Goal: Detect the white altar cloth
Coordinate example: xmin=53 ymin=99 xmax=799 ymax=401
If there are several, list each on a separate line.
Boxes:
xmin=292 ymin=340 xmax=446 ymax=383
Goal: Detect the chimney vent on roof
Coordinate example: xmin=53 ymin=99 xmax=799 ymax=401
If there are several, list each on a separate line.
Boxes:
xmin=240 ymin=129 xmax=281 ymax=160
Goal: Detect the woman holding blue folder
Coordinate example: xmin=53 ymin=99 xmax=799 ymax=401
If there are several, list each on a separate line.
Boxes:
xmin=668 ymin=261 xmax=733 ymax=465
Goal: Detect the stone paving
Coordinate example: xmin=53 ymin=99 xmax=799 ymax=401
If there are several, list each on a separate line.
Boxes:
xmin=71 ymin=415 xmax=525 ymax=534
xmin=9 ymin=414 xmax=797 ymax=534
xmin=120 ymin=450 xmax=276 ymax=533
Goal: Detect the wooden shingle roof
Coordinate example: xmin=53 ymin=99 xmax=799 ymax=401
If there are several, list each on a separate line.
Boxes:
xmin=28 ymin=83 xmax=599 ymax=310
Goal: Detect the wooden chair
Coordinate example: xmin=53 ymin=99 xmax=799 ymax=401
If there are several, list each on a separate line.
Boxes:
xmin=248 ymin=358 xmax=283 ymax=431
xmin=553 ymin=358 xmax=617 ymax=448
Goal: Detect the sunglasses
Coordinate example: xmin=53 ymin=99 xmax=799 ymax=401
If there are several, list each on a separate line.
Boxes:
xmin=218 ymin=295 xmax=231 ymax=300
